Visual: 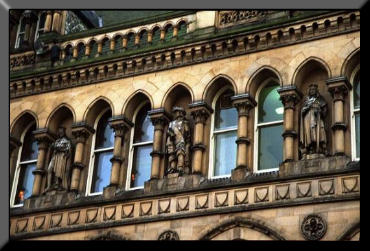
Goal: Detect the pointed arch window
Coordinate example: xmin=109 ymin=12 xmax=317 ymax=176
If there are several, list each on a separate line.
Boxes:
xmin=87 ymin=109 xmax=114 ymax=195
xmin=254 ymin=81 xmax=283 ymax=172
xmin=351 ymin=69 xmax=360 ymax=160
xmin=209 ymin=88 xmax=238 ymax=178
xmin=35 ymin=12 xmax=47 ymax=41
xmin=15 ymin=16 xmax=26 ymax=48
xmin=127 ymin=103 xmax=153 ymax=189
xmin=10 ymin=123 xmax=38 ymax=207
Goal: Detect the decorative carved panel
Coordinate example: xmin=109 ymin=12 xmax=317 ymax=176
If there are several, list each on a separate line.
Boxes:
xmin=85 ymin=208 xmax=98 ymax=223
xmin=255 ymin=187 xmax=269 ymax=203
xmin=50 ymin=213 xmax=63 ymax=228
xmin=103 ymin=206 xmax=116 ymax=221
xmin=158 ymin=230 xmax=180 ymax=240
xmin=195 ymin=194 xmax=209 ymax=209
xmin=234 ymin=189 xmax=248 ymax=205
xmin=140 ymin=202 xmax=152 ymax=216
xmin=158 ymin=199 xmax=171 ymax=214
xmin=215 ymin=192 xmax=228 ymax=207
xmin=177 ymin=196 xmax=189 ymax=212
xmin=67 ymin=211 xmax=80 ymax=225
xmin=301 ymin=214 xmax=327 ymax=241
xmin=297 ymin=182 xmax=312 ymax=198
xmin=275 ymin=184 xmax=290 ymax=200
xmin=32 ymin=216 xmax=46 ymax=231
xmin=15 ymin=218 xmax=28 ymax=233
xmin=342 ymin=176 xmax=359 ymax=193
xmin=122 ymin=204 xmax=134 ymax=218
xmin=319 ymin=179 xmax=334 ymax=195
xmin=218 ymin=11 xmax=269 ymax=28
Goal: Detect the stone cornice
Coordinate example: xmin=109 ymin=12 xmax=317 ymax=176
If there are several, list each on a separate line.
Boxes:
xmin=10 ymin=11 xmax=360 ymax=99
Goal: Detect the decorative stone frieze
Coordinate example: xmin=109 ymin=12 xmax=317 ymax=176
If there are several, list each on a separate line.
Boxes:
xmin=158 ymin=230 xmax=180 ymax=240
xmin=219 ymin=10 xmax=269 ymax=28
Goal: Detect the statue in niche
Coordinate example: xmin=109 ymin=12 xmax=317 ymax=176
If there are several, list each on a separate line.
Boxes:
xmin=166 ymin=107 xmax=191 ymax=175
xmin=299 ymin=84 xmax=328 ymax=158
xmin=45 ymin=127 xmax=73 ymax=192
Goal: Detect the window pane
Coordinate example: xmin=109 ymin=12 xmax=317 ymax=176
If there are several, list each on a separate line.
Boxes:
xmin=21 ymin=125 xmax=38 ymax=161
xmin=214 ymin=130 xmax=237 ymax=176
xmin=131 ymin=145 xmax=152 ymax=188
xmin=95 ymin=111 xmax=114 ymax=149
xmin=215 ymin=90 xmax=238 ymax=130
xmin=355 ymin=113 xmax=360 ymax=158
xmin=164 ymin=26 xmax=173 ymax=42
xmin=91 ymin=151 xmax=113 ymax=193
xmin=14 ymin=162 xmax=36 ymax=205
xmin=354 ymin=72 xmax=360 ymax=109
xmin=258 ymin=84 xmax=283 ymax=123
xmin=134 ymin=104 xmax=154 ymax=143
xmin=258 ymin=124 xmax=283 ymax=170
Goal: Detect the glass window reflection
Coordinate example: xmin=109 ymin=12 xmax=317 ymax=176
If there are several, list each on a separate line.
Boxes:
xmin=95 ymin=111 xmax=114 ymax=149
xmin=258 ymin=84 xmax=283 ymax=123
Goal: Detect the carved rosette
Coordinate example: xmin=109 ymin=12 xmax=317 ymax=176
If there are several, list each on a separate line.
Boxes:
xmin=301 ymin=214 xmax=327 ymax=241
xmin=158 ymin=230 xmax=180 ymax=240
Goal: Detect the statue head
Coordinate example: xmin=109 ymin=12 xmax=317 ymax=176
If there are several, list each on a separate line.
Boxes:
xmin=57 ymin=127 xmax=66 ymax=138
xmin=172 ymin=107 xmax=186 ymax=120
xmin=308 ymin=84 xmax=319 ymax=97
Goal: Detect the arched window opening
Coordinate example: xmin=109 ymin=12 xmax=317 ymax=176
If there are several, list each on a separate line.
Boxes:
xmin=352 ymin=70 xmax=360 ymax=160
xmin=151 ymin=27 xmax=161 ymax=45
xmin=178 ymin=21 xmax=187 ymax=38
xmin=35 ymin=12 xmax=47 ymax=41
xmin=101 ymin=38 xmax=110 ymax=55
xmin=77 ymin=43 xmax=85 ymax=60
xmin=64 ymin=45 xmax=73 ymax=62
xmin=139 ymin=30 xmax=148 ymax=47
xmin=114 ymin=35 xmax=122 ymax=51
xmin=164 ymin=25 xmax=173 ymax=42
xmin=127 ymin=33 xmax=135 ymax=50
xmin=11 ymin=123 xmax=38 ymax=207
xmin=15 ymin=16 xmax=26 ymax=48
xmin=210 ymin=88 xmax=238 ymax=178
xmin=89 ymin=40 xmax=98 ymax=58
xmin=255 ymin=81 xmax=283 ymax=172
xmin=87 ymin=109 xmax=114 ymax=195
xmin=128 ymin=103 xmax=153 ymax=189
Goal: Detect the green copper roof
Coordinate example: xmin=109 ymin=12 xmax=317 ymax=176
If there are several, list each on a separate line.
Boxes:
xmin=95 ymin=10 xmax=179 ymax=27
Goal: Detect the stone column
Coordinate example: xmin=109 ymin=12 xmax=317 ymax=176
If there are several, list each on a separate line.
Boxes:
xmin=97 ymin=41 xmax=103 ymax=57
xmin=278 ymin=86 xmax=302 ymax=162
xmin=110 ymin=39 xmax=115 ymax=53
xmin=148 ymin=31 xmax=153 ymax=44
xmin=148 ymin=109 xmax=171 ymax=179
xmin=122 ymin=36 xmax=128 ymax=51
xmin=70 ymin=123 xmax=95 ymax=192
xmin=102 ymin=116 xmax=133 ymax=198
xmin=31 ymin=129 xmax=54 ymax=196
xmin=22 ymin=11 xmax=37 ymax=47
xmin=160 ymin=29 xmax=165 ymax=42
xmin=189 ymin=102 xmax=213 ymax=175
xmin=44 ymin=11 xmax=53 ymax=32
xmin=172 ymin=26 xmax=179 ymax=40
xmin=52 ymin=11 xmax=62 ymax=33
xmin=85 ymin=44 xmax=90 ymax=58
xmin=134 ymin=34 xmax=140 ymax=47
xmin=71 ymin=46 xmax=78 ymax=62
xmin=326 ymin=76 xmax=352 ymax=156
xmin=230 ymin=94 xmax=256 ymax=181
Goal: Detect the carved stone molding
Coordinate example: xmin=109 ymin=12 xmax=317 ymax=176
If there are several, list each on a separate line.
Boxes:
xmin=158 ymin=230 xmax=180 ymax=240
xmin=301 ymin=214 xmax=327 ymax=241
xmin=219 ymin=11 xmax=269 ymax=27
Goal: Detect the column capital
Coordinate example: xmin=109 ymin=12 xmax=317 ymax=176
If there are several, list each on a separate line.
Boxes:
xmin=109 ymin=115 xmax=133 ymax=137
xmin=277 ymin=85 xmax=303 ymax=109
xmin=71 ymin=122 xmax=95 ymax=143
xmin=231 ymin=94 xmax=257 ymax=116
xmin=326 ymin=76 xmax=352 ymax=101
xmin=32 ymin=128 xmax=56 ymax=149
xmin=189 ymin=101 xmax=213 ymax=124
xmin=148 ymin=108 xmax=171 ymax=129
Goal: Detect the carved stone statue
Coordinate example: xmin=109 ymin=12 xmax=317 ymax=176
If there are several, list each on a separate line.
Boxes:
xmin=45 ymin=127 xmax=73 ymax=192
xmin=166 ymin=107 xmax=191 ymax=175
xmin=299 ymin=84 xmax=328 ymax=158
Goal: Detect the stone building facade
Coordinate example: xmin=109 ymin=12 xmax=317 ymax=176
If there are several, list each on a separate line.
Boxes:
xmin=9 ymin=10 xmax=360 ymax=240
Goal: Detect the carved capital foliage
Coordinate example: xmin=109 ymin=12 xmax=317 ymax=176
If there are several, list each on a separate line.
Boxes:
xmin=277 ymin=86 xmax=302 ymax=109
xmin=231 ymin=94 xmax=257 ymax=116
xmin=148 ymin=109 xmax=171 ymax=129
xmin=32 ymin=129 xmax=55 ymax=150
xmin=109 ymin=116 xmax=133 ymax=137
xmin=189 ymin=101 xmax=213 ymax=124
xmin=71 ymin=122 xmax=95 ymax=143
xmin=301 ymin=214 xmax=327 ymax=241
xmin=326 ymin=76 xmax=352 ymax=101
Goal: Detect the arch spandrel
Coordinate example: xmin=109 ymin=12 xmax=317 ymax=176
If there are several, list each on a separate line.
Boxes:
xmin=340 ymin=47 xmax=360 ymax=79
xmin=83 ymin=96 xmax=115 ymax=126
xmin=161 ymin=82 xmax=194 ymax=111
xmin=121 ymin=90 xmax=153 ymax=121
